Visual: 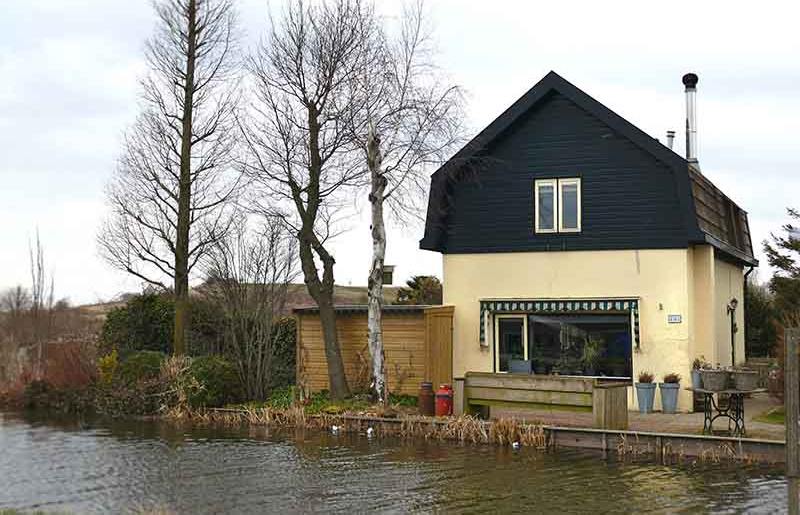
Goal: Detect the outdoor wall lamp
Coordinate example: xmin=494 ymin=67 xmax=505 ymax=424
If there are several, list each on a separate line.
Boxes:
xmin=727 ymin=297 xmax=739 ymax=366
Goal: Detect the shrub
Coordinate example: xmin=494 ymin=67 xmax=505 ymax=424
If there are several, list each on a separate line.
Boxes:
xmin=101 ymin=293 xmax=174 ymax=355
xmin=663 ymin=373 xmax=682 ymax=384
xmin=118 ymin=350 xmax=166 ymax=384
xmin=188 ymin=297 xmax=226 ymax=356
xmin=93 ymin=377 xmax=164 ymax=417
xmin=97 ymin=350 xmax=119 ymax=386
xmin=265 ymin=385 xmax=295 ymax=409
xmin=43 ymin=342 xmax=96 ymax=390
xmin=269 ymin=317 xmax=296 ymax=390
xmin=189 ymin=355 xmax=240 ymax=408
xmin=160 ymin=356 xmax=203 ymax=412
xmin=22 ymin=380 xmax=93 ymax=414
xmin=638 ymin=371 xmax=654 ymax=383
xmin=389 ymin=393 xmax=418 ymax=407
xmin=100 ymin=292 xmax=227 ymax=357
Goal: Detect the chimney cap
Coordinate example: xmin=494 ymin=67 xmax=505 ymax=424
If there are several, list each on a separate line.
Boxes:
xmin=682 ymin=73 xmax=699 ymax=88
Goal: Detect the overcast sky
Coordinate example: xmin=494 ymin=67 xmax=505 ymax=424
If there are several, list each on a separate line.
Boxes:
xmin=1 ymin=0 xmax=798 ymax=305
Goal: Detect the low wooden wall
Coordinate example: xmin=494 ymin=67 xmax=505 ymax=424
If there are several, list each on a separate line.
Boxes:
xmin=457 ymin=373 xmax=630 ymax=430
xmin=296 ymin=306 xmax=453 ymax=396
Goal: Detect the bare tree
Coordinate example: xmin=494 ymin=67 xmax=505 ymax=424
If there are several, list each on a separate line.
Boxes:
xmin=203 ymin=220 xmax=297 ymax=400
xmin=242 ymin=0 xmax=385 ymax=399
xmin=99 ymin=0 xmax=241 ymax=356
xmin=29 ymin=231 xmax=56 ymax=377
xmin=0 ymin=285 xmax=32 ymax=344
xmin=350 ymin=2 xmax=463 ymax=402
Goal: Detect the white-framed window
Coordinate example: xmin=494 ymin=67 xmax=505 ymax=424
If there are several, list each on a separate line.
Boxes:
xmin=494 ymin=314 xmax=528 ymax=373
xmin=558 ymin=178 xmax=581 ymax=232
xmin=534 ymin=179 xmax=557 ymax=233
xmin=534 ymin=177 xmax=581 ymax=233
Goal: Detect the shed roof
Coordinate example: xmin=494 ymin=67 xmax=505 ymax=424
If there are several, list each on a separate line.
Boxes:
xmin=293 ymin=305 xmax=430 ymax=315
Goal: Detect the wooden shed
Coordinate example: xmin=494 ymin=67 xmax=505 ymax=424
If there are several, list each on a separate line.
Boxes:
xmin=295 ymin=305 xmax=453 ymax=396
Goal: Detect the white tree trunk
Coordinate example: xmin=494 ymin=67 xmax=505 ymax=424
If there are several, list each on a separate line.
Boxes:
xmin=367 ymin=124 xmax=387 ymax=404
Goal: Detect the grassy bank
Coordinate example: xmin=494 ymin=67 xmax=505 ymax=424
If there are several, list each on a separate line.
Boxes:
xmin=755 ymin=407 xmax=785 ymax=425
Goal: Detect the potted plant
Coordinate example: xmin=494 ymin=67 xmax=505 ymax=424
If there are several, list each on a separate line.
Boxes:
xmin=635 ymin=371 xmax=656 ymax=414
xmin=691 ymin=356 xmax=708 ymax=390
xmin=659 ymin=373 xmax=681 ymax=414
xmin=701 ymin=364 xmax=729 ymax=391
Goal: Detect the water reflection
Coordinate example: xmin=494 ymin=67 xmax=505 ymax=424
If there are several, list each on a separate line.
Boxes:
xmin=0 ymin=411 xmax=792 ymax=514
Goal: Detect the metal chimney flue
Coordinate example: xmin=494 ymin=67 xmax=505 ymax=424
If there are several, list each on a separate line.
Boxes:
xmin=683 ymin=72 xmax=699 ymax=165
xmin=666 ymin=130 xmax=676 ymax=149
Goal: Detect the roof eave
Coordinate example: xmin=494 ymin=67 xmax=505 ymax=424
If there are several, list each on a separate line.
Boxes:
xmin=699 ymin=233 xmax=759 ymax=266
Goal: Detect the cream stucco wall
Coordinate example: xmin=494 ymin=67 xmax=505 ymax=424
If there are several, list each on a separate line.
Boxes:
xmin=713 ymin=258 xmax=746 ymax=368
xmin=443 ymin=246 xmax=747 ymax=412
xmin=689 ymin=246 xmax=715 ymax=366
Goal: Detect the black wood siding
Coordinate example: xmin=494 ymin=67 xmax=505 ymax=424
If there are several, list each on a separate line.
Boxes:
xmin=442 ymin=92 xmax=688 ymax=253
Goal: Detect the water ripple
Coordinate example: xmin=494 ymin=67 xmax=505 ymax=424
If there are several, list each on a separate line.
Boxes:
xmin=0 ymin=411 xmax=790 ymax=514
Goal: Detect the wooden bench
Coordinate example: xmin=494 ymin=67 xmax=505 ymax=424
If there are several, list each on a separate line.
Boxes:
xmin=453 ymin=372 xmax=629 ymax=430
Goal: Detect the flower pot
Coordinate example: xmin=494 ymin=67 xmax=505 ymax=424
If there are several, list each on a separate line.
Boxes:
xmin=659 ymin=382 xmax=680 ymax=414
xmin=690 ymin=369 xmax=703 ymax=390
xmin=701 ymin=369 xmax=729 ymax=391
xmin=732 ymin=370 xmax=759 ymax=392
xmin=635 ymin=382 xmax=656 ymax=414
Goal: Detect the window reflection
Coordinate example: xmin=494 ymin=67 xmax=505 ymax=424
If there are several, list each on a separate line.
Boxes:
xmin=528 ymin=314 xmax=632 ymax=378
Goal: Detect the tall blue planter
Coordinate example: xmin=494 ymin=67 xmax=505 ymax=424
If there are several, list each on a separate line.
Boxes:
xmin=691 ymin=370 xmax=703 ymax=390
xmin=635 ymin=383 xmax=656 ymax=414
xmin=659 ymin=383 xmax=680 ymax=414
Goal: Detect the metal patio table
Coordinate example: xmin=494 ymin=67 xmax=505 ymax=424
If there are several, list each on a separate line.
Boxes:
xmin=686 ymin=387 xmax=767 ymax=437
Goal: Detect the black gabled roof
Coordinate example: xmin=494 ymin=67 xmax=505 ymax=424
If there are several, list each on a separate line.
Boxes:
xmin=420 ymin=71 xmax=757 ymax=266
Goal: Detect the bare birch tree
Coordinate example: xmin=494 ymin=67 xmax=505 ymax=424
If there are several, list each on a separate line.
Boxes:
xmin=99 ymin=0 xmax=241 ymax=355
xmin=242 ymin=0 xmax=384 ymax=399
xmin=203 ymin=220 xmax=296 ymax=400
xmin=350 ymin=2 xmax=463 ymax=403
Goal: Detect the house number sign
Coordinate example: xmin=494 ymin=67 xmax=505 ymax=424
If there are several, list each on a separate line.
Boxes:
xmin=667 ymin=314 xmax=682 ymax=324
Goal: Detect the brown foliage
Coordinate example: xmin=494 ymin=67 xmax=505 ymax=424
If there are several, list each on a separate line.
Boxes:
xmin=42 ymin=341 xmax=97 ymax=390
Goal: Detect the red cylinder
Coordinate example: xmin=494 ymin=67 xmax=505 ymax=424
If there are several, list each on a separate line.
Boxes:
xmin=435 ymin=384 xmax=453 ymax=417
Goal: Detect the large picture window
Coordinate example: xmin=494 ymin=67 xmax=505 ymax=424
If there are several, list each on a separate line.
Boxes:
xmin=528 ymin=314 xmax=631 ymax=378
xmin=534 ymin=178 xmax=581 ymax=233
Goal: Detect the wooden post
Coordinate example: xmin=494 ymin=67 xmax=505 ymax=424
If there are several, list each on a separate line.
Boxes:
xmin=786 ymin=328 xmax=800 ymax=477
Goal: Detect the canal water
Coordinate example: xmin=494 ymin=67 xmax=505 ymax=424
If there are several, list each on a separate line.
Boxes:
xmin=0 ymin=411 xmax=791 ymax=514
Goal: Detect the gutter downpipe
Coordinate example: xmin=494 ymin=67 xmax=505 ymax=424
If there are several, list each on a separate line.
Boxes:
xmin=744 ymin=265 xmax=755 ymax=359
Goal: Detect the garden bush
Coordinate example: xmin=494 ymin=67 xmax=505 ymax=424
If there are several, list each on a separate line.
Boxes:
xmin=22 ymin=380 xmax=93 ymax=414
xmin=100 ymin=292 xmax=226 ymax=357
xmin=101 ymin=293 xmax=174 ymax=355
xmin=97 ymin=350 xmax=119 ymax=386
xmin=189 ymin=355 xmax=240 ymax=408
xmin=117 ymin=350 xmax=166 ymax=384
xmin=268 ymin=317 xmax=296 ymax=390
xmin=93 ymin=377 xmax=164 ymax=417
